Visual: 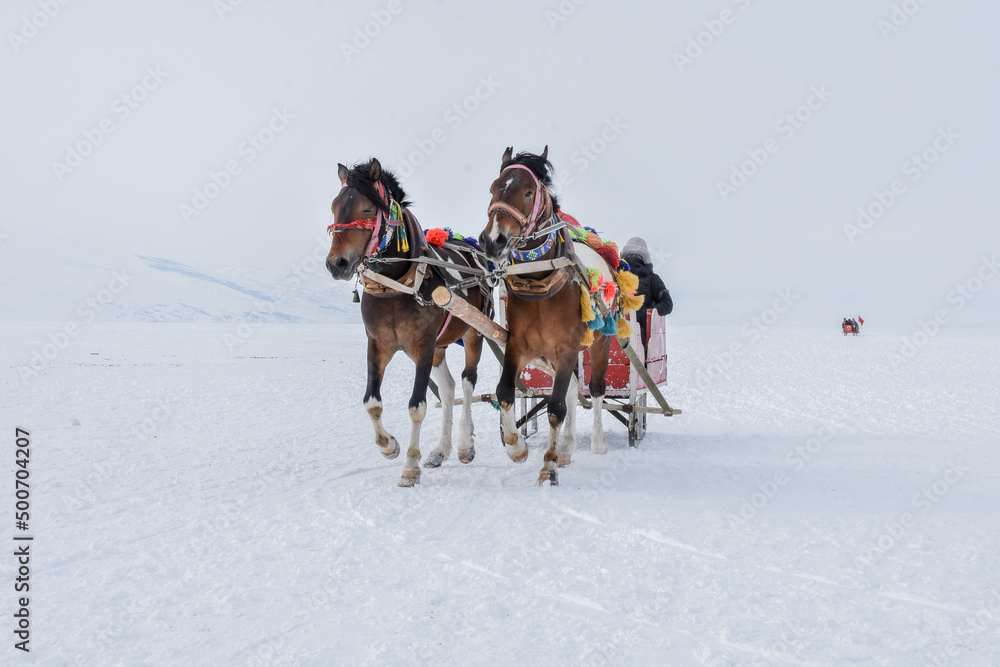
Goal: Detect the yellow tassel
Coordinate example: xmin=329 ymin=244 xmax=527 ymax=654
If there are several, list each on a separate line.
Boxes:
xmin=580 ymin=285 xmax=596 ymax=322
xmin=616 ymin=270 xmax=639 ymax=295
xmin=617 ymin=316 xmax=632 ymax=339
xmin=580 ymin=328 xmax=594 ymax=347
xmin=621 ymin=292 xmax=644 ymax=312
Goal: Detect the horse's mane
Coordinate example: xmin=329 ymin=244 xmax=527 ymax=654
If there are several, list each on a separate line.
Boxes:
xmin=345 ymin=159 xmax=412 ymax=214
xmin=500 ymin=151 xmax=561 ymax=212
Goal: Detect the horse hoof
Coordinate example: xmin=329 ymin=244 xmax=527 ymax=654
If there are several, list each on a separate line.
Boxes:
xmin=398 ymin=469 xmax=421 ymax=487
xmin=381 ymin=439 xmax=400 ymax=460
xmin=591 ymin=440 xmax=607 ymax=455
xmin=424 ymin=452 xmax=445 ymax=468
xmin=506 ymin=443 xmax=528 ymax=464
xmin=557 ymin=453 xmax=572 ymax=467
xmin=458 ymin=448 xmax=475 ymax=464
xmin=537 ymin=469 xmax=558 ymax=486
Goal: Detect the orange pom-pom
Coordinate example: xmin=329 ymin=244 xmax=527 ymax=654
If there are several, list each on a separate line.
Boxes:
xmin=426 ymin=228 xmax=449 ymax=247
xmin=586 ymin=232 xmax=603 ymax=249
xmin=603 ymin=280 xmax=617 ymax=304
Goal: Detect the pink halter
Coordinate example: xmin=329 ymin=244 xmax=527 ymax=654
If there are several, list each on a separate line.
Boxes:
xmin=488 ymin=164 xmax=550 ymax=237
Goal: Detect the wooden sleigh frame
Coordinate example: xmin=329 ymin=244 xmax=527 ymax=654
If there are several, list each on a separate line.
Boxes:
xmin=431 ymin=285 xmax=681 ymax=447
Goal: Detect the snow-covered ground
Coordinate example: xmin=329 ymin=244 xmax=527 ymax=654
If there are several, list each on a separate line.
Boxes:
xmin=3 ymin=320 xmax=998 ymax=665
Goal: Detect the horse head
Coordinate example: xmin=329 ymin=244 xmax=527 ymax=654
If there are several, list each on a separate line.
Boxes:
xmin=326 ymin=158 xmax=410 ymax=280
xmin=479 ymin=145 xmax=557 ymax=261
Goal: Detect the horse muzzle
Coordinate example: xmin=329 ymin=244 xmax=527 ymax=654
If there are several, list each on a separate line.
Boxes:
xmin=479 ymin=231 xmax=509 ymax=261
xmin=326 ymin=254 xmax=359 ymax=281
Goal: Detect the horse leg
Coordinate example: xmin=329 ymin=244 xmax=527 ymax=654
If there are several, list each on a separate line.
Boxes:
xmin=457 ymin=329 xmax=484 ymax=464
xmin=557 ymin=372 xmax=578 ymax=467
xmin=589 ymin=338 xmax=610 ymax=455
xmin=424 ymin=348 xmax=454 ymax=469
xmin=539 ymin=352 xmax=577 ymax=486
xmin=399 ymin=343 xmax=435 ymax=487
xmin=364 ymin=339 xmax=399 ymax=459
xmin=497 ymin=344 xmax=528 ymax=464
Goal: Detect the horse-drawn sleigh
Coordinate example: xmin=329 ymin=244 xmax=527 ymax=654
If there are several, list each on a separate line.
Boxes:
xmin=325 ymin=147 xmax=680 ymax=486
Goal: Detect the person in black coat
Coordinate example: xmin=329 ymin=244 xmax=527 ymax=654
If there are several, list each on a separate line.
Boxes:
xmin=621 ymin=237 xmax=673 ymax=349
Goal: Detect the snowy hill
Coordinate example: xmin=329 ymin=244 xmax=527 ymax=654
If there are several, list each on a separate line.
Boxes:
xmin=0 ymin=233 xmax=357 ymax=325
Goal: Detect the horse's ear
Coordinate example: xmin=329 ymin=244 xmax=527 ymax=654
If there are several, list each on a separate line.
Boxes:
xmin=337 ymin=163 xmax=349 ymax=186
xmin=540 ymin=145 xmax=548 ymax=162
xmin=502 ymin=147 xmax=513 ymax=164
xmin=368 ymin=158 xmax=382 ymax=182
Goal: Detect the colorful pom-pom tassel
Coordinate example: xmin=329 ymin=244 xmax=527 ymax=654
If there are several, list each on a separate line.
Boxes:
xmin=616 ymin=270 xmax=639 ymax=296
xmin=580 ymin=328 xmax=594 ymax=347
xmin=596 ymin=244 xmax=619 ymax=269
xmin=425 ymin=228 xmax=449 ymax=248
xmin=621 ymin=292 xmax=644 ymax=312
xmin=617 ymin=316 xmax=633 ymax=339
xmin=580 ymin=285 xmax=596 ymax=322
xmin=602 ymin=280 xmax=617 ymax=304
xmin=586 ymin=232 xmax=603 ymax=249
xmin=587 ymin=268 xmax=601 ymax=292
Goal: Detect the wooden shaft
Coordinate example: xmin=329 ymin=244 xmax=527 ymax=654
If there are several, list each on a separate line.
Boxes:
xmin=432 ymin=286 xmax=558 ymax=377
xmin=432 ymin=286 xmax=508 ymax=345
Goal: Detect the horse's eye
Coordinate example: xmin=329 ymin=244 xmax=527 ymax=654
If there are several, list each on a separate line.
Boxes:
xmin=362 ymin=208 xmax=372 ymax=214
xmin=524 ymin=191 xmax=533 ymax=198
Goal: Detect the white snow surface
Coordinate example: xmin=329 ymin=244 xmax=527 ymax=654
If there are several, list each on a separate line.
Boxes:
xmin=3 ymin=321 xmax=999 ymax=665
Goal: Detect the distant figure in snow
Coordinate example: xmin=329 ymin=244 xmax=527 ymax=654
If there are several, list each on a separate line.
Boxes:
xmin=621 ymin=237 xmax=673 ymax=351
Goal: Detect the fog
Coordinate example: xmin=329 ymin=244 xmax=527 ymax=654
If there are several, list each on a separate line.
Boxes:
xmin=3 ymin=0 xmax=998 ymax=325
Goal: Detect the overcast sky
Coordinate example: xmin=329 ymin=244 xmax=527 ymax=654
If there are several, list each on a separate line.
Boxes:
xmin=3 ymin=0 xmax=998 ymax=325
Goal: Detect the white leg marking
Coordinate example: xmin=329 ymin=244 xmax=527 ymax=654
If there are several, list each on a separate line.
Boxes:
xmin=426 ymin=358 xmax=455 ymax=467
xmin=365 ymin=396 xmax=399 ymax=458
xmin=591 ymin=394 xmax=607 ymax=455
xmin=399 ymin=402 xmax=426 ymax=487
xmin=500 ymin=402 xmax=527 ymax=462
xmin=558 ymin=375 xmax=578 ymax=466
xmin=457 ymin=377 xmax=476 ymax=461
xmin=405 ymin=402 xmax=426 ymax=470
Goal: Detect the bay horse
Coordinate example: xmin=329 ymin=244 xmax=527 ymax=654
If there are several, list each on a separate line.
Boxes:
xmin=326 ymin=158 xmax=489 ymax=487
xmin=478 ymin=147 xmax=616 ymax=486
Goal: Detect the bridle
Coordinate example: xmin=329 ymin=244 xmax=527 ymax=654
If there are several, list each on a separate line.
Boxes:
xmin=487 ymin=164 xmax=554 ymax=245
xmin=327 ymin=180 xmax=406 ymax=259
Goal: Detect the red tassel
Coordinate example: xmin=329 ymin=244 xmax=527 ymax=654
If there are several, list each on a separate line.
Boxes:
xmin=596 ymin=244 xmax=619 ymax=269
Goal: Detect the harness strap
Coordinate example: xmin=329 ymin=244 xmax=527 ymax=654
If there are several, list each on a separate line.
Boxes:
xmin=505 ymin=257 xmax=573 ymax=275
xmin=506 ymin=267 xmax=572 ymax=298
xmin=360 ymin=263 xmax=428 ymax=296
xmin=435 ymin=311 xmax=454 ymax=345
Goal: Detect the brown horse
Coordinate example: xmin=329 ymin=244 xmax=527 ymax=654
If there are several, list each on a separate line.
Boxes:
xmin=326 ymin=158 xmax=488 ymax=487
xmin=479 ymin=147 xmax=615 ymax=486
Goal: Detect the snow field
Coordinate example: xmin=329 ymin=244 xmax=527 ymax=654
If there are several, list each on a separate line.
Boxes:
xmin=2 ymin=323 xmax=999 ymax=665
